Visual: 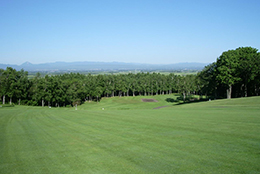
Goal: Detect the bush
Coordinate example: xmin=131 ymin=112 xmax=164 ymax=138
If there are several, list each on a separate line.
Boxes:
xmin=20 ymin=100 xmax=28 ymax=105
xmin=27 ymin=100 xmax=38 ymax=106
xmin=72 ymin=99 xmax=81 ymax=107
xmin=0 ymin=104 xmax=15 ymax=107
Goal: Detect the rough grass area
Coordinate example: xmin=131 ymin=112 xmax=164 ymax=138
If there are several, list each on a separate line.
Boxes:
xmin=0 ymin=96 xmax=260 ymax=173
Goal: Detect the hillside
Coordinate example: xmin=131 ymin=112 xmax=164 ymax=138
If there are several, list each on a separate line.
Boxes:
xmin=78 ymin=94 xmax=180 ymax=110
xmin=79 ymin=94 xmax=260 ymax=110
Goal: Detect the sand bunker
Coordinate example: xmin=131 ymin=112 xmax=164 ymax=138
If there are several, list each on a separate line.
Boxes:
xmin=141 ymin=98 xmax=158 ymax=102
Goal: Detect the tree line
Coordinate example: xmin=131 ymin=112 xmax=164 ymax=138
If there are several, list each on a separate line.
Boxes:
xmin=0 ymin=68 xmax=199 ymax=107
xmin=197 ymin=46 xmax=260 ymax=99
xmin=0 ymin=46 xmax=259 ymax=107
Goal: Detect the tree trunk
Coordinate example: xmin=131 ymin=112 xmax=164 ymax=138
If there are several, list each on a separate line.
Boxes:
xmin=10 ymin=97 xmax=12 ymax=105
xmin=19 ymin=98 xmax=21 ymax=105
xmin=245 ymin=84 xmax=247 ymax=97
xmin=227 ymin=84 xmax=232 ymax=99
xmin=240 ymin=84 xmax=244 ymax=97
xmin=255 ymin=85 xmax=259 ymax=96
xmin=214 ymin=87 xmax=217 ymax=99
xmin=42 ymin=99 xmax=44 ymax=107
xmin=3 ymin=95 xmax=5 ymax=105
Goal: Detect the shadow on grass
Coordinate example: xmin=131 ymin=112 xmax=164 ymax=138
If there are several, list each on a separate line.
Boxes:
xmin=165 ymin=98 xmax=180 ymax=103
xmin=165 ymin=97 xmax=209 ymax=106
xmin=174 ymin=98 xmax=209 ymax=106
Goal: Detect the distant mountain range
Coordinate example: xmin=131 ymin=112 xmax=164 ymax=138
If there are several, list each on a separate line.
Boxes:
xmin=0 ymin=61 xmax=208 ymax=72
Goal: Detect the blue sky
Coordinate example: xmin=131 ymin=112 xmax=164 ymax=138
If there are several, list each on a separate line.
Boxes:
xmin=1 ymin=0 xmax=259 ymax=65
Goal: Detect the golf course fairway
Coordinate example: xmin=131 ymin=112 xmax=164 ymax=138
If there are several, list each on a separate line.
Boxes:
xmin=1 ymin=96 xmax=260 ymax=173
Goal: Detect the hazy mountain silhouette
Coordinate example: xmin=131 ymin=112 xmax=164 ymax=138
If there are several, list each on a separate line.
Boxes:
xmin=0 ymin=61 xmax=208 ymax=71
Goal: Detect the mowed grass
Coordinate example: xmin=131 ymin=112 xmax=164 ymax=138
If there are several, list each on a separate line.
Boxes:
xmin=79 ymin=94 xmax=184 ymax=110
xmin=0 ymin=96 xmax=260 ymax=173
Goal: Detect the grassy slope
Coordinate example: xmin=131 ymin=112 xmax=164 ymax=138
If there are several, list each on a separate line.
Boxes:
xmin=79 ymin=94 xmax=183 ymax=110
xmin=0 ymin=96 xmax=260 ymax=173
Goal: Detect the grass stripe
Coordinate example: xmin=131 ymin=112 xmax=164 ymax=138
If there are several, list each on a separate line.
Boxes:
xmin=0 ymin=96 xmax=260 ymax=173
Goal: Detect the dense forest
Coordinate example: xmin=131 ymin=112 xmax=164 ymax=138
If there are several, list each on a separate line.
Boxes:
xmin=0 ymin=46 xmax=259 ymax=107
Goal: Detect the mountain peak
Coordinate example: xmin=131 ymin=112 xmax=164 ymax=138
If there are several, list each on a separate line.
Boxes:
xmin=21 ymin=61 xmax=33 ymax=66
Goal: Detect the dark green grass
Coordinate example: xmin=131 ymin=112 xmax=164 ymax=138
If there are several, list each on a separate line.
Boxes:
xmin=1 ymin=97 xmax=260 ymax=173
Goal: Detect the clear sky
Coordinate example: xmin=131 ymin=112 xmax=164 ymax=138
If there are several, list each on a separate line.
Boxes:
xmin=1 ymin=0 xmax=260 ymax=65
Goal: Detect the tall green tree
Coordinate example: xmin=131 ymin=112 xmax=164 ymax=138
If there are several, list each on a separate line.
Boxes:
xmin=0 ymin=69 xmax=5 ymax=104
xmin=197 ymin=63 xmax=217 ymax=98
xmin=216 ymin=50 xmax=241 ymax=99
xmin=15 ymin=69 xmax=29 ymax=105
xmin=29 ymin=72 xmax=41 ymax=105
xmin=2 ymin=67 xmax=18 ymax=104
xmin=236 ymin=47 xmax=259 ymax=97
